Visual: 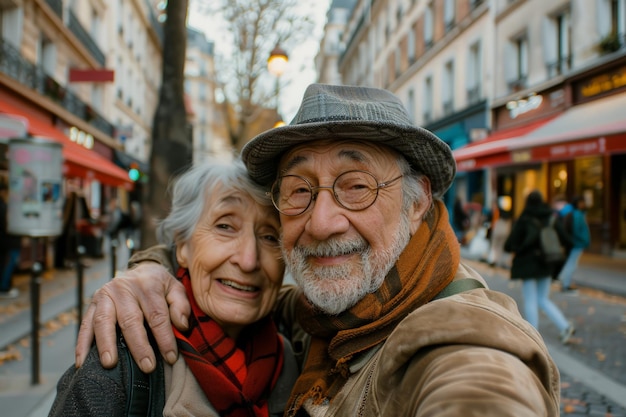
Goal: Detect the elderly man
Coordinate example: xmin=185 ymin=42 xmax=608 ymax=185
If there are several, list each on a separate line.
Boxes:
xmin=77 ymin=84 xmax=559 ymax=416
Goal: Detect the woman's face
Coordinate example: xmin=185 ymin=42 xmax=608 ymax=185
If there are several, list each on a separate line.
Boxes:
xmin=176 ymin=186 xmax=284 ymax=339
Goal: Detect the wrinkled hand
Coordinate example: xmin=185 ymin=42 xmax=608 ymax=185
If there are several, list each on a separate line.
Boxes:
xmin=75 ymin=262 xmax=190 ymax=373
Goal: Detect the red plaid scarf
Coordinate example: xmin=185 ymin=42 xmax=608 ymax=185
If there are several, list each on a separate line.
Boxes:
xmin=286 ymin=201 xmax=460 ymax=415
xmin=173 ymin=268 xmax=284 ymax=417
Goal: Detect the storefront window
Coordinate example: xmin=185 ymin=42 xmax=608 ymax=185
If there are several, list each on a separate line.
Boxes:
xmin=574 ymin=156 xmax=603 ymax=223
xmin=549 ymin=162 xmax=568 ymax=197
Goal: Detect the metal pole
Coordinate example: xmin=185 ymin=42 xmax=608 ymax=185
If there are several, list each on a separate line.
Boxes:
xmin=76 ymin=245 xmax=85 ymax=335
xmin=30 ymin=261 xmax=42 ymax=385
xmin=110 ymin=236 xmax=118 ymax=279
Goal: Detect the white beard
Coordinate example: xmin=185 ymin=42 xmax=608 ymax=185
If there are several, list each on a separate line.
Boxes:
xmin=283 ymin=214 xmax=411 ymax=315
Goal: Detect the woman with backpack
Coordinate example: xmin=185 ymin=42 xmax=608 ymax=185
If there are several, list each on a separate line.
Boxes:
xmin=504 ymin=190 xmax=576 ymax=344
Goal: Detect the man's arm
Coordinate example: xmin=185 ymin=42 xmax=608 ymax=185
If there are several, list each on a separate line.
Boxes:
xmin=75 ymin=249 xmax=190 ymax=373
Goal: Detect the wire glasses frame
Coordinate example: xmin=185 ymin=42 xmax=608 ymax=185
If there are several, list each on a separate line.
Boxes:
xmin=269 ymin=170 xmax=403 ymax=216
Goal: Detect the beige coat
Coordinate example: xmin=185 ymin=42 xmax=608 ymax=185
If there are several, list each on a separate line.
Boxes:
xmin=278 ymin=264 xmax=560 ymax=417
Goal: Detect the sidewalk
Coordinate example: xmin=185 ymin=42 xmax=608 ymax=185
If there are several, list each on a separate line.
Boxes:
xmin=0 ymin=240 xmax=131 ymax=417
xmin=0 ymin=245 xmax=624 ymax=417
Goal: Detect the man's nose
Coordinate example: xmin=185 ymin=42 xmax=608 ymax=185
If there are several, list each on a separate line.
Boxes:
xmin=306 ymin=187 xmax=350 ymax=239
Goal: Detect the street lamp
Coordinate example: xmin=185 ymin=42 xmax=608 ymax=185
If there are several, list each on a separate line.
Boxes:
xmin=267 ymin=44 xmax=289 ymax=77
xmin=267 ymin=44 xmax=289 ymax=127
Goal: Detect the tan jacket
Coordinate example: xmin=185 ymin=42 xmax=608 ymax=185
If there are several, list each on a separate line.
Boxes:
xmin=130 ymin=249 xmax=560 ymax=416
xmin=277 ymin=264 xmax=560 ymax=417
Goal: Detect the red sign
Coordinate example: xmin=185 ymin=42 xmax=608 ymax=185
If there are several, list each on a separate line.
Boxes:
xmin=69 ymin=69 xmax=115 ymax=83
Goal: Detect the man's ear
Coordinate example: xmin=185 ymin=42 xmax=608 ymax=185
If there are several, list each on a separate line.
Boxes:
xmin=176 ymin=242 xmax=189 ymax=268
xmin=409 ymin=177 xmax=432 ymax=235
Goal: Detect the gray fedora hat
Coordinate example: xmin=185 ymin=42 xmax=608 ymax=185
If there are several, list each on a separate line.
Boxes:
xmin=241 ymin=83 xmax=456 ymax=197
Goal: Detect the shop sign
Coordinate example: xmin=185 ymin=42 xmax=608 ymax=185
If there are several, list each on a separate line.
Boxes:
xmin=579 ymin=66 xmax=626 ymax=98
xmin=511 ymin=150 xmax=532 ymax=162
xmin=506 ymin=94 xmax=543 ymax=119
xmin=548 ymin=138 xmax=606 ymax=158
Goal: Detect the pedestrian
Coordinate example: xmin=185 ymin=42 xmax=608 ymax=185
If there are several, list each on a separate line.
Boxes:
xmin=76 ymin=84 xmax=560 ymax=415
xmin=452 ymin=196 xmax=470 ymax=243
xmin=557 ymin=195 xmax=591 ymax=293
xmin=487 ymin=195 xmax=513 ymax=268
xmin=550 ymin=194 xmax=571 ymax=280
xmin=0 ymin=182 xmax=22 ymax=298
xmin=50 ymin=159 xmax=298 ymax=416
xmin=504 ymin=190 xmax=575 ymax=344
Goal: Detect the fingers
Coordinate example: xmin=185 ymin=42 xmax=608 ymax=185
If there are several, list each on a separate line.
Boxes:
xmin=74 ymin=262 xmax=189 ymax=373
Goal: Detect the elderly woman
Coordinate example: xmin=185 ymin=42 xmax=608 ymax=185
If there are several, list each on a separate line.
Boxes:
xmin=49 ymin=158 xmax=298 ymax=417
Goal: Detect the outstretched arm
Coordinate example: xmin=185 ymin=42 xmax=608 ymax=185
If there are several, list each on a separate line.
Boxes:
xmin=75 ymin=260 xmax=190 ymax=373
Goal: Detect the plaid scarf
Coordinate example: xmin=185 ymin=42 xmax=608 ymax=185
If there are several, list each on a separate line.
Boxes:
xmin=173 ymin=268 xmax=284 ymax=417
xmin=286 ymin=200 xmax=459 ymax=416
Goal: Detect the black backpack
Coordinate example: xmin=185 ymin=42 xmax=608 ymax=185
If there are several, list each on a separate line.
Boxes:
xmin=532 ymin=216 xmax=566 ymax=264
xmin=119 ymin=329 xmax=165 ymax=416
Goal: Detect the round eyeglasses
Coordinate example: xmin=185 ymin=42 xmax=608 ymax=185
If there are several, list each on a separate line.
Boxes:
xmin=270 ymin=170 xmax=403 ymax=216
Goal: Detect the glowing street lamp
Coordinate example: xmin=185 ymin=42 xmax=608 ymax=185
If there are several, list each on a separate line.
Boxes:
xmin=268 ymin=44 xmax=289 ymax=127
xmin=267 ymin=44 xmax=289 ymax=77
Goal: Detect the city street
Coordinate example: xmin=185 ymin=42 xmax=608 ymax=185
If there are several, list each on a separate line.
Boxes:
xmin=0 ymin=241 xmax=624 ymax=416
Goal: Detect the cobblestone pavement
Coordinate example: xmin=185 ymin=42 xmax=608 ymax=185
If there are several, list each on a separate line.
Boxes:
xmin=464 ymin=259 xmax=626 ymax=416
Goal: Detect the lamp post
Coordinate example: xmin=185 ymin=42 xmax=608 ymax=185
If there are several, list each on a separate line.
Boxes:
xmin=267 ymin=44 xmax=289 ymax=127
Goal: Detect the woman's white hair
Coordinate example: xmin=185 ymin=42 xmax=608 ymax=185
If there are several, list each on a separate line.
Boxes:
xmin=156 ymin=157 xmax=273 ymax=248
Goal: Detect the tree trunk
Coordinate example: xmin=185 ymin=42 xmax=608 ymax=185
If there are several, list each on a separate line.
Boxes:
xmin=140 ymin=0 xmax=191 ymax=249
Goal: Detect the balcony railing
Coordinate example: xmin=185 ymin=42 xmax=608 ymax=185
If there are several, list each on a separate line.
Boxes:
xmin=68 ymin=11 xmax=105 ymax=66
xmin=546 ymin=55 xmax=572 ymax=78
xmin=467 ymin=85 xmax=481 ymax=104
xmin=0 ymin=39 xmax=115 ymax=137
xmin=507 ymin=76 xmax=528 ymax=92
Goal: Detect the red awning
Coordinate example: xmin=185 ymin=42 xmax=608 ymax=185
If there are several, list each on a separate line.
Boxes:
xmin=454 ymin=92 xmax=626 ymax=171
xmin=453 ymin=115 xmax=559 ymax=163
xmin=0 ymin=100 xmax=133 ymax=188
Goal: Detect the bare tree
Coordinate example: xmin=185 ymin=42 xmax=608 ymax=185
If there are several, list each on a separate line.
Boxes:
xmin=193 ymin=0 xmax=315 ymax=150
xmin=140 ymin=0 xmax=191 ymax=249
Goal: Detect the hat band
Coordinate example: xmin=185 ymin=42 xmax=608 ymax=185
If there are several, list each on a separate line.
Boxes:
xmin=296 ymin=115 xmax=363 ymax=124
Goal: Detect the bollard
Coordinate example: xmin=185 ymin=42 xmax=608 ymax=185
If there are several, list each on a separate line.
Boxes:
xmin=30 ymin=262 xmax=42 ymax=385
xmin=110 ymin=236 xmax=118 ymax=279
xmin=76 ymin=245 xmax=86 ymax=335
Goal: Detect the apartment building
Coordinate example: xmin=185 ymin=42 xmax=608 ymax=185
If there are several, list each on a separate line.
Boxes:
xmin=185 ymin=27 xmax=230 ymax=163
xmin=318 ymin=0 xmax=626 ymax=255
xmin=0 ymin=0 xmax=163 ymax=263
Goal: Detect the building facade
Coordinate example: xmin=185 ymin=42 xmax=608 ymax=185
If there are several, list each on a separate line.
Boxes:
xmin=317 ymin=0 xmax=626 ymax=256
xmin=0 ymin=0 xmax=163 ymax=265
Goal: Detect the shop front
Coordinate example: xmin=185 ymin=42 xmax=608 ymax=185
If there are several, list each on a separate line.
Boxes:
xmin=454 ymin=90 xmax=626 ymax=256
xmin=0 ymin=97 xmax=134 ymax=266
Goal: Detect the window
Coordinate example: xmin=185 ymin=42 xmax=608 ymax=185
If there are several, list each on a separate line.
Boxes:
xmin=544 ymin=10 xmax=571 ymax=77
xmin=467 ymin=41 xmax=481 ymax=104
xmin=505 ymin=35 xmax=528 ymax=91
xmin=395 ymin=48 xmax=401 ymax=77
xmin=424 ymin=3 xmax=434 ymax=49
xmin=443 ymin=60 xmax=454 ymax=116
xmin=1 ymin=7 xmax=23 ymax=48
xmin=444 ymin=0 xmax=455 ymax=31
xmin=408 ymin=25 xmax=416 ymax=64
xmin=423 ymin=76 xmax=433 ymax=123
xmin=38 ymin=35 xmax=56 ymax=76
xmin=407 ymin=88 xmax=416 ymax=123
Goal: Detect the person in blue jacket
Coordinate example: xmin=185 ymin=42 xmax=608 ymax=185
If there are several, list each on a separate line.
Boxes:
xmin=558 ymin=196 xmax=591 ymax=293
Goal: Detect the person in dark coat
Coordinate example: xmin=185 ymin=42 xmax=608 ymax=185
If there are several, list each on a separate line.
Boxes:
xmin=504 ymin=190 xmax=575 ymax=344
xmin=0 ymin=182 xmax=22 ymax=298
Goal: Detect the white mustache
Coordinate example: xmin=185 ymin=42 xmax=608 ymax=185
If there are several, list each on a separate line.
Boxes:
xmin=293 ymin=237 xmax=368 ymax=258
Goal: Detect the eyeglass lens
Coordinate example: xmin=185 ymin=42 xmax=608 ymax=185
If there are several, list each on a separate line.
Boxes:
xmin=271 ymin=171 xmax=380 ymax=215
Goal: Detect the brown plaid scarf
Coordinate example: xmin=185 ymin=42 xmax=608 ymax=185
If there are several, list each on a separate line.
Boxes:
xmin=173 ymin=268 xmax=284 ymax=417
xmin=286 ymin=200 xmax=460 ymax=416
